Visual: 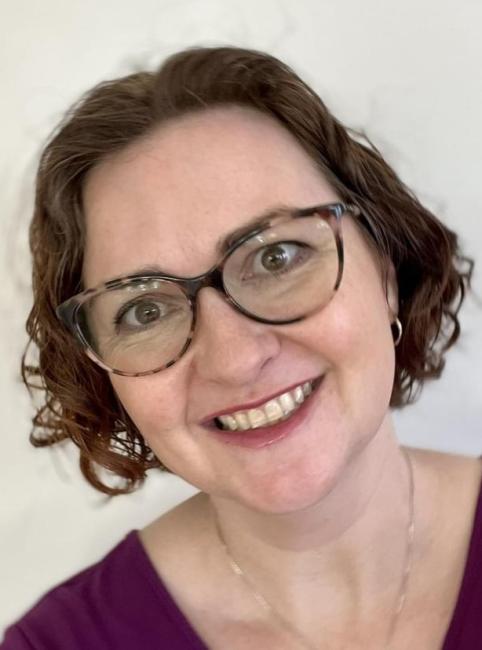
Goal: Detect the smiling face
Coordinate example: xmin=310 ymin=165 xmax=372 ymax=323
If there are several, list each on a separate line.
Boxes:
xmin=82 ymin=106 xmax=398 ymax=514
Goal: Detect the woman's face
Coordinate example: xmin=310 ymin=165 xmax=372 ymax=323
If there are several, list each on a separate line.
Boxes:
xmin=82 ymin=106 xmax=398 ymax=513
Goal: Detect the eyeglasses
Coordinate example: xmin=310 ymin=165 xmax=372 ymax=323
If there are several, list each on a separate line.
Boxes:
xmin=56 ymin=202 xmax=361 ymax=376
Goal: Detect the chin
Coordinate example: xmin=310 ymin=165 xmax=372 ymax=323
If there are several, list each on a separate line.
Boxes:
xmin=230 ymin=449 xmax=348 ymax=515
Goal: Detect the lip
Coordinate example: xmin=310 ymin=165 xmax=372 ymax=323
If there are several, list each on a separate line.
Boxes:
xmin=203 ymin=375 xmax=324 ymax=449
xmin=200 ymin=375 xmax=323 ymax=424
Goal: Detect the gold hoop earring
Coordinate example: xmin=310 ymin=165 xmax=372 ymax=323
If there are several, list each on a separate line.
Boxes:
xmin=392 ymin=317 xmax=403 ymax=347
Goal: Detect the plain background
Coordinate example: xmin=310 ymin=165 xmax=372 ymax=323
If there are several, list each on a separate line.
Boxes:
xmin=1 ymin=0 xmax=481 ymax=632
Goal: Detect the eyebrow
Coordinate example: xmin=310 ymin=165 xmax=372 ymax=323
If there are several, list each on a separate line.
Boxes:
xmin=214 ymin=203 xmax=292 ymax=255
xmin=114 ymin=203 xmax=294 ymax=279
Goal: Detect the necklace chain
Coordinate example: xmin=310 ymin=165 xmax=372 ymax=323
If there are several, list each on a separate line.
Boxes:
xmin=214 ymin=448 xmax=415 ymax=650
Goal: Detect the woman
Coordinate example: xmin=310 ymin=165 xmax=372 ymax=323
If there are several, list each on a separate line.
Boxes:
xmin=2 ymin=46 xmax=480 ymax=649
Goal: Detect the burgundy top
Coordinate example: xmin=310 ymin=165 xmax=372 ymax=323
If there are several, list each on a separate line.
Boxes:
xmin=2 ymin=480 xmax=482 ymax=649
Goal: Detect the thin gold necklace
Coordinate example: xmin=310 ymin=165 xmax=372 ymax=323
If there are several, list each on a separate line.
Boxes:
xmin=214 ymin=448 xmax=415 ymax=649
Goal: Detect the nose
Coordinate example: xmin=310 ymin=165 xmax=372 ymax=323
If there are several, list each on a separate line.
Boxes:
xmin=191 ymin=287 xmax=281 ymax=386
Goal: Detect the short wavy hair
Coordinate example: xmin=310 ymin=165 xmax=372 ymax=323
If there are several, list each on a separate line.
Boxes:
xmin=22 ymin=45 xmax=474 ymax=495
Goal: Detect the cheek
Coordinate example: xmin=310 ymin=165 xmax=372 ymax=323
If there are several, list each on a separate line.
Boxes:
xmin=330 ymin=305 xmax=396 ymax=445
xmin=295 ymin=295 xmax=394 ymax=374
xmin=110 ymin=373 xmax=187 ymax=440
xmin=293 ymin=282 xmax=396 ymax=424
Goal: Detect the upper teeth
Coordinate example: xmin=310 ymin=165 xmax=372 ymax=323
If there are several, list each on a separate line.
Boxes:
xmin=216 ymin=381 xmax=314 ymax=431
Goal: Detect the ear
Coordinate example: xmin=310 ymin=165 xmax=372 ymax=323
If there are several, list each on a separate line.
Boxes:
xmin=384 ymin=259 xmax=399 ymax=321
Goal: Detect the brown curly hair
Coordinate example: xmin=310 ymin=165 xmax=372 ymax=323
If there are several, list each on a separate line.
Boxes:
xmin=22 ymin=45 xmax=474 ymax=496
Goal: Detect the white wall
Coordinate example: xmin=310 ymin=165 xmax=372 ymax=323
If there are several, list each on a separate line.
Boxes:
xmin=1 ymin=0 xmax=481 ymax=631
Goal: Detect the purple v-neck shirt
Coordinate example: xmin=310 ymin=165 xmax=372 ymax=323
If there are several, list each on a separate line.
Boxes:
xmin=2 ymin=477 xmax=482 ymax=649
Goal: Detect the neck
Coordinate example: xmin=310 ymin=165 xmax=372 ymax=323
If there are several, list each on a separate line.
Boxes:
xmin=209 ymin=417 xmax=415 ymax=622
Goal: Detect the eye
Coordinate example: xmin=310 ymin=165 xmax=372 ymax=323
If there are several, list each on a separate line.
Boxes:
xmin=259 ymin=243 xmax=298 ymax=272
xmin=114 ymin=297 xmax=173 ymax=332
xmin=242 ymin=241 xmax=311 ymax=280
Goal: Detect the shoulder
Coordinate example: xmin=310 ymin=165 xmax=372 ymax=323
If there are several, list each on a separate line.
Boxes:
xmin=405 ymin=448 xmax=482 ymax=645
xmin=409 ymin=447 xmax=482 ymax=558
xmin=408 ymin=445 xmax=481 ymax=474
xmin=0 ymin=531 xmax=169 ymax=650
xmin=408 ymin=447 xmax=482 ymax=505
xmin=421 ymin=449 xmax=482 ymax=646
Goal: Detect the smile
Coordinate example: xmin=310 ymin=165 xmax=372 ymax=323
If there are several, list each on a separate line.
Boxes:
xmin=214 ymin=380 xmax=316 ymax=431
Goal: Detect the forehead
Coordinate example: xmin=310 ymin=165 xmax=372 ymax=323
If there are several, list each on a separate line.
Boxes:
xmin=82 ymin=106 xmax=339 ymax=286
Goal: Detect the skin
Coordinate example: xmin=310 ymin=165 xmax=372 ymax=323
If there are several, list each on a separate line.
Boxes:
xmin=82 ymin=106 xmax=481 ymax=648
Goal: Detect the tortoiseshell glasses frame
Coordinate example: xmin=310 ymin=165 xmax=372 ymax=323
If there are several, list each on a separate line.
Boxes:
xmin=56 ymin=202 xmax=361 ymax=376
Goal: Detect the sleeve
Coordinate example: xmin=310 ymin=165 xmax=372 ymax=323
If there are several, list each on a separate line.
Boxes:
xmin=0 ymin=625 xmax=36 ymax=650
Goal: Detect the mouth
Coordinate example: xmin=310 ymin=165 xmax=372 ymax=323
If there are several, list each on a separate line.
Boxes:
xmin=208 ymin=376 xmax=324 ymax=433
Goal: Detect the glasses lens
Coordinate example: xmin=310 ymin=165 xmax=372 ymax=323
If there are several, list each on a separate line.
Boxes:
xmin=78 ymin=278 xmax=193 ymax=374
xmin=223 ymin=215 xmax=339 ymax=321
